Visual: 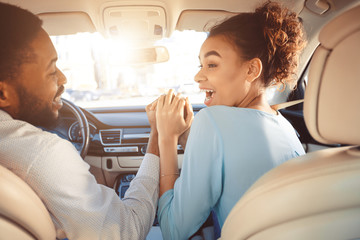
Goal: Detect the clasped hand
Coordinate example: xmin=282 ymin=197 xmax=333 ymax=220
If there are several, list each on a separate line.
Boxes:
xmin=146 ymin=89 xmax=194 ymax=141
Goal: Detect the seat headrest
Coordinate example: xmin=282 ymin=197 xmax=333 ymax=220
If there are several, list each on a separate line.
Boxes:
xmin=304 ymin=5 xmax=360 ymax=145
xmin=0 ymin=165 xmax=56 ymax=239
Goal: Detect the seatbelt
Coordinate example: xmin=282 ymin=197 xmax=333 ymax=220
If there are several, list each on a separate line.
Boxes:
xmin=271 ymin=99 xmax=304 ymax=111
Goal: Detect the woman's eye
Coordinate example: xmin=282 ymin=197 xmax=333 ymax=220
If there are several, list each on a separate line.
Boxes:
xmin=198 ymin=63 xmax=217 ymax=69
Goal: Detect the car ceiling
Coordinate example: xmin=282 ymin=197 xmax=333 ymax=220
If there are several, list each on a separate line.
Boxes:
xmin=4 ymin=0 xmax=360 ymax=78
xmin=7 ymin=0 xmax=304 ymax=38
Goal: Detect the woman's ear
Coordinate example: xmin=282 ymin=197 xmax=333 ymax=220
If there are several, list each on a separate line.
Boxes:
xmin=246 ymin=58 xmax=262 ymax=83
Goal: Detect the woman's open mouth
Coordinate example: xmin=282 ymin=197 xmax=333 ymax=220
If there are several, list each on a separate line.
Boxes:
xmin=200 ymin=88 xmax=215 ymax=106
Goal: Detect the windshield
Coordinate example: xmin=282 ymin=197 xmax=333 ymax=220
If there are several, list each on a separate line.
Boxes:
xmin=51 ymin=31 xmax=208 ymax=108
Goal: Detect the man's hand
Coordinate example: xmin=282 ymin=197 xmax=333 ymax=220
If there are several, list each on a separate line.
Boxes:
xmin=178 ymin=128 xmax=190 ymax=151
xmin=146 ymin=99 xmax=158 ymax=132
xmin=156 ymin=89 xmax=194 ymax=141
xmin=145 ymin=99 xmax=160 ymax=156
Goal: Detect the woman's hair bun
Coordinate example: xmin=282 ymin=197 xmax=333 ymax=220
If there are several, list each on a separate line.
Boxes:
xmin=255 ymin=1 xmax=306 ymax=89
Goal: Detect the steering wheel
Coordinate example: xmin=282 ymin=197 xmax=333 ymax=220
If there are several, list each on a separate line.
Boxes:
xmin=62 ymin=98 xmax=90 ymax=159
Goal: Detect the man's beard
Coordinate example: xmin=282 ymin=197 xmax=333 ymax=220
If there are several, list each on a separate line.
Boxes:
xmin=16 ymin=86 xmax=59 ymax=128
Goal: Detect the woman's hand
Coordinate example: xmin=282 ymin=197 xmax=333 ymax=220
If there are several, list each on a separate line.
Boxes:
xmin=156 ymin=89 xmax=193 ymax=196
xmin=156 ymin=89 xmax=194 ymax=141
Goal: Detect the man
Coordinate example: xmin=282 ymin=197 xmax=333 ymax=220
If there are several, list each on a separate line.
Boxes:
xmin=0 ymin=2 xmax=160 ymax=239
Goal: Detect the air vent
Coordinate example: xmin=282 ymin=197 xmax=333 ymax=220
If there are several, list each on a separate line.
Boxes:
xmin=100 ymin=129 xmax=122 ymax=146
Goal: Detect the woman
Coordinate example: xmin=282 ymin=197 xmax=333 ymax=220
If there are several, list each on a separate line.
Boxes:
xmin=150 ymin=1 xmax=306 ymax=239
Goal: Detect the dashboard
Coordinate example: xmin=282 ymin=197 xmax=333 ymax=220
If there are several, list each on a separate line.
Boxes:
xmin=44 ymin=103 xmax=205 ymax=188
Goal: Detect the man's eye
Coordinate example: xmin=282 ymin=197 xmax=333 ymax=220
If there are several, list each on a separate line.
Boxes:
xmin=50 ymin=71 xmax=58 ymax=80
xmin=208 ymin=64 xmax=217 ymax=68
xmin=198 ymin=64 xmax=203 ymax=69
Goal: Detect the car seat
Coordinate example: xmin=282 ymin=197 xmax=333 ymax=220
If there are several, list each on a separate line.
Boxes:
xmin=220 ymin=4 xmax=360 ymax=240
xmin=0 ymin=164 xmax=56 ymax=240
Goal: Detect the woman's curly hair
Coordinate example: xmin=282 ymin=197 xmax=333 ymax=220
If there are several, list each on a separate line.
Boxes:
xmin=209 ymin=1 xmax=306 ymax=90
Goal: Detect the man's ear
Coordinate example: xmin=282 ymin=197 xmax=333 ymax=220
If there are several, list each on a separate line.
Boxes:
xmin=246 ymin=58 xmax=262 ymax=83
xmin=0 ymin=81 xmax=14 ymax=108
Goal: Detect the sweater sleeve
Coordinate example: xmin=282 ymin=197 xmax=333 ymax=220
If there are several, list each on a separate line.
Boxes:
xmin=158 ymin=109 xmax=224 ymax=240
xmin=26 ymin=136 xmax=159 ymax=240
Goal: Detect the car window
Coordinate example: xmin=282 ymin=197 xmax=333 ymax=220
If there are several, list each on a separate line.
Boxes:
xmin=51 ymin=30 xmax=207 ymax=108
xmin=52 ymin=30 xmax=292 ymax=109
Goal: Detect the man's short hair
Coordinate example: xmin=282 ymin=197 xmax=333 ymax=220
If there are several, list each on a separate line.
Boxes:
xmin=0 ymin=2 xmax=43 ymax=82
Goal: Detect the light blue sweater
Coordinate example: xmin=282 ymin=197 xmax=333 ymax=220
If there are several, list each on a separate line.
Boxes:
xmin=158 ymin=106 xmax=305 ymax=240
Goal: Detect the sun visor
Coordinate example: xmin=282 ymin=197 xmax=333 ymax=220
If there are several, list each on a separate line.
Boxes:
xmin=38 ymin=12 xmax=96 ymax=36
xmin=176 ymin=10 xmax=237 ymax=32
xmin=102 ymin=6 xmax=166 ymax=42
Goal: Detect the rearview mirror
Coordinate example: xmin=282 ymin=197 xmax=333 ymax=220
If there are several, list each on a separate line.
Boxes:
xmin=127 ymin=46 xmax=169 ymax=65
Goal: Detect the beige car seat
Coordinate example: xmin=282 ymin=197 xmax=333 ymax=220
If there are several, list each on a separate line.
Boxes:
xmin=220 ymin=5 xmax=360 ymax=240
xmin=0 ymin=165 xmax=56 ymax=240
